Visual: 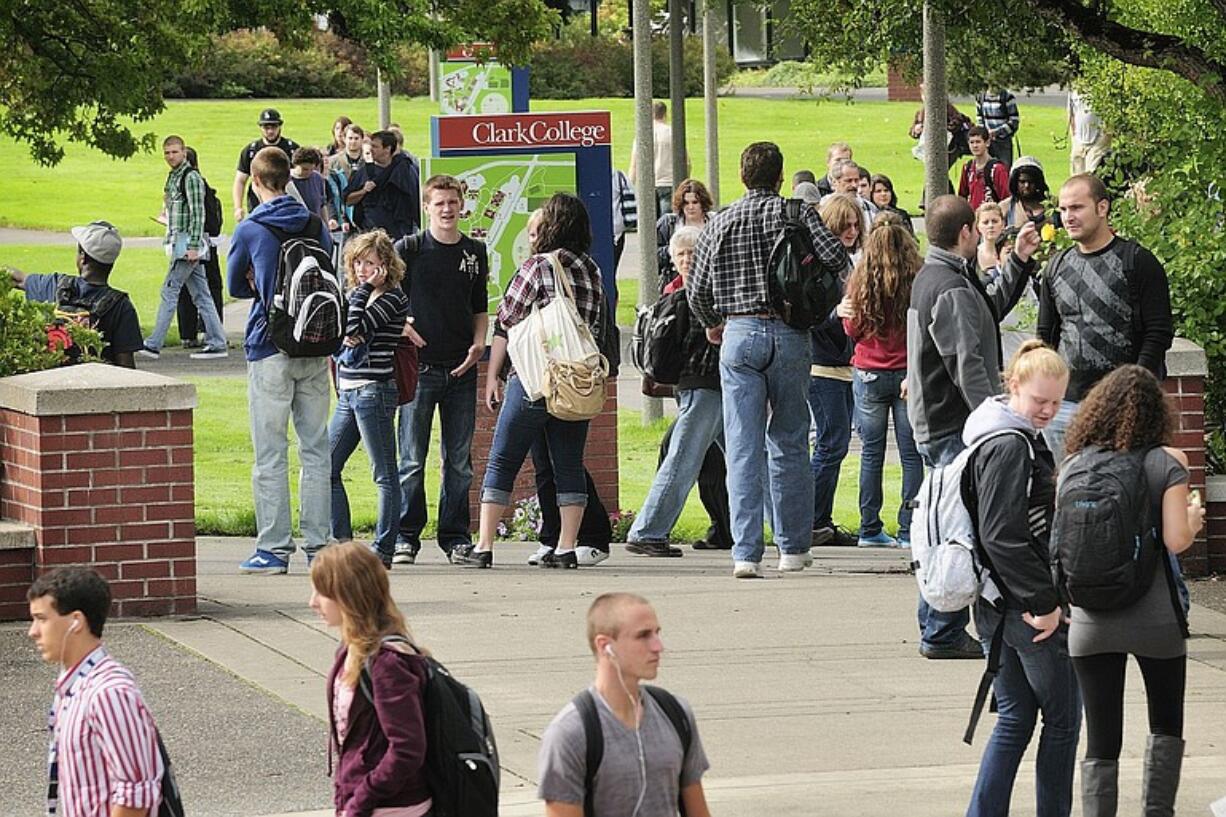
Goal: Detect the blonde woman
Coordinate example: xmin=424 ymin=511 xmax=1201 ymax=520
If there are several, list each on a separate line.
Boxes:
xmin=963 ymin=341 xmax=1078 ymax=817
xmin=328 ymin=230 xmax=410 ymax=568
xmin=310 ymin=542 xmax=431 ymax=816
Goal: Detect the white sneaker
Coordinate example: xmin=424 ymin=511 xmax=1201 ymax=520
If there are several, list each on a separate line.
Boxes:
xmin=575 ymin=546 xmax=610 ymax=567
xmin=527 ymin=544 xmax=554 ymax=566
xmin=733 ymin=561 xmax=763 ymax=579
xmin=778 ymin=552 xmax=813 ymax=572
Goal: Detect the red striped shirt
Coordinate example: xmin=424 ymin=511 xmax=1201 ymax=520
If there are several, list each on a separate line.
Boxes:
xmin=51 ymin=647 xmax=162 ymax=817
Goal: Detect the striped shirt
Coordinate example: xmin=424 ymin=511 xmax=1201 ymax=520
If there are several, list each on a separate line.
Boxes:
xmin=48 ymin=646 xmax=162 ymax=817
xmin=976 ymin=90 xmax=1020 ymax=141
xmin=337 ymin=284 xmax=410 ymax=387
xmin=164 ymin=162 xmax=206 ymax=253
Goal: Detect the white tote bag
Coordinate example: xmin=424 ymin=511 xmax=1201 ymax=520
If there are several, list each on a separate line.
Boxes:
xmin=507 ymin=253 xmax=603 ymax=400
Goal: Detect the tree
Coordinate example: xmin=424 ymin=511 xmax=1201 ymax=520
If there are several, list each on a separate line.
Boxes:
xmin=0 ymin=0 xmax=558 ymax=166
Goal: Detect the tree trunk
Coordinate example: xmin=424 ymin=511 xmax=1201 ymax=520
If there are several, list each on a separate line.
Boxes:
xmin=634 ymin=0 xmax=662 ymax=424
xmin=669 ymin=0 xmax=687 ymax=194
xmin=377 ymin=70 xmax=391 ymax=130
xmin=702 ymin=1 xmax=720 ymax=207
xmin=922 ymin=0 xmax=949 ymax=207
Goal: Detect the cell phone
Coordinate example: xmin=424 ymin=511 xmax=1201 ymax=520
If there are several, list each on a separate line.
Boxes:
xmin=1189 ymin=489 xmax=1202 ymax=507
xmin=1028 ymin=210 xmax=1063 ymax=230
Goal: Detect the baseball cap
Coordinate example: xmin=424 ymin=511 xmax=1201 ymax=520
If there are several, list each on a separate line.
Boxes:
xmin=69 ymin=221 xmax=123 ymax=265
xmin=258 ymin=108 xmax=283 ymax=125
xmin=793 ymin=182 xmax=822 ymax=206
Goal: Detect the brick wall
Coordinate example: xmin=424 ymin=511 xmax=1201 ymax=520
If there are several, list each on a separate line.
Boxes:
xmin=467 ymin=360 xmax=620 ymax=526
xmin=887 ymin=62 xmax=922 ymax=103
xmin=1207 ymin=476 xmax=1226 ymax=575
xmin=0 ymin=542 xmax=34 ymax=620
xmin=0 ymin=365 xmax=197 ymax=620
xmin=1164 ymin=368 xmax=1208 ymax=576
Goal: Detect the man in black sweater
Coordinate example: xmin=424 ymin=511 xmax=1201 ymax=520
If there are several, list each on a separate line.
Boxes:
xmin=1037 ymin=174 xmax=1174 ymax=461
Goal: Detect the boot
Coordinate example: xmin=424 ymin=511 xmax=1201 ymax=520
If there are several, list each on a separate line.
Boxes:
xmin=1142 ymin=734 xmax=1185 ymax=817
xmin=1081 ymin=758 xmax=1119 ymax=817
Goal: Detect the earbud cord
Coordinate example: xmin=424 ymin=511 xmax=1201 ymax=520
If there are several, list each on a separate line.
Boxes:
xmin=611 ymin=655 xmax=647 ymax=817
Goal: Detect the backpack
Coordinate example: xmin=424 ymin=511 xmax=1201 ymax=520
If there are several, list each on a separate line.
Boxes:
xmin=615 ymin=170 xmax=638 ymax=233
xmin=630 ymin=290 xmax=689 ymax=386
xmin=156 ymin=731 xmax=185 ymax=817
xmin=262 ymin=213 xmax=344 ymax=358
xmin=910 ymin=429 xmax=1030 ymax=614
xmin=53 ymin=274 xmax=129 ymax=330
xmin=573 ymin=686 xmax=692 ymax=817
xmin=962 ymin=158 xmax=1003 ymax=203
xmin=178 ymin=168 xmax=224 ymax=237
xmin=360 ymin=636 xmax=499 ymax=817
xmin=766 ymin=199 xmax=842 ymax=330
xmin=1052 ymin=446 xmax=1162 ymax=611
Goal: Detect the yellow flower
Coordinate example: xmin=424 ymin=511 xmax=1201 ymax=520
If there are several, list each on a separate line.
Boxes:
xmin=1041 ymin=223 xmax=1057 ymax=242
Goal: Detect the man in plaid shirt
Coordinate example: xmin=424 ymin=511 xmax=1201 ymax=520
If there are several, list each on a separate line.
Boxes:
xmin=138 ymin=135 xmax=228 ymax=360
xmin=687 ymin=141 xmax=847 ymax=578
xmin=975 ymin=89 xmax=1020 ymax=168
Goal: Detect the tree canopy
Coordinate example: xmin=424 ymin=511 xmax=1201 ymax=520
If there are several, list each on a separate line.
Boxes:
xmin=0 ymin=0 xmax=558 ymax=165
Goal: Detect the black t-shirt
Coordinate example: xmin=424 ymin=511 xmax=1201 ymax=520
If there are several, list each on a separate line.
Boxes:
xmin=24 ymin=273 xmax=144 ymax=363
xmin=396 ymin=231 xmax=489 ymax=366
xmin=237 ymin=136 xmax=300 ymax=211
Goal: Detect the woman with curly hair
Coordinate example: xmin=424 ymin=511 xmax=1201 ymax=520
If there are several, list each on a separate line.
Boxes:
xmin=310 ymin=541 xmax=432 ymax=817
xmin=837 ymin=219 xmax=923 ymax=547
xmin=327 ymin=229 xmax=410 ymax=568
xmin=656 ymin=178 xmax=714 ymax=291
xmin=1060 ymin=365 xmax=1204 ymax=817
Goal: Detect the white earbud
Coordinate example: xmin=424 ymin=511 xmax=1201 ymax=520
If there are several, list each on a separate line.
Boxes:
xmin=604 ymin=644 xmax=615 ymax=658
xmin=68 ymin=619 xmax=80 ymax=634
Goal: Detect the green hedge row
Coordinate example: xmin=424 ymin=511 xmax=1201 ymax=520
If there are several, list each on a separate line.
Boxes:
xmin=164 ymin=27 xmax=735 ymax=100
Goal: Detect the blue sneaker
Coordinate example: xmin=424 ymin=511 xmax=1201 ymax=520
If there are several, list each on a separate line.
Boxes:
xmin=239 ymin=549 xmax=289 ymax=574
xmin=857 ymin=531 xmax=898 ymax=548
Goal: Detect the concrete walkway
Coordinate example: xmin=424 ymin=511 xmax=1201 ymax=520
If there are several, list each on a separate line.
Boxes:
xmin=15 ymin=537 xmax=1221 ymax=817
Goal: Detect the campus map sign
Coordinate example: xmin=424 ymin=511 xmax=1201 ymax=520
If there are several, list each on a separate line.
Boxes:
xmin=426 ymin=154 xmax=577 ymax=310
xmin=439 ymin=44 xmax=528 ymax=116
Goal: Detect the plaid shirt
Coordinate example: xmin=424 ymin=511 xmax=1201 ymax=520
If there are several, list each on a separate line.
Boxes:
xmin=164 ymin=162 xmax=205 ymax=252
xmin=496 ymin=249 xmax=604 ymax=335
xmin=976 ymin=90 xmax=1020 ymax=141
xmin=686 ymin=188 xmax=847 ymax=328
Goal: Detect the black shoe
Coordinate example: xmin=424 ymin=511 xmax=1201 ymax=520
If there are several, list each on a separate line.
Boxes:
xmin=447 ymin=543 xmax=474 ymax=564
xmin=380 ymin=553 xmax=393 ymax=570
xmin=919 ymin=634 xmax=983 ymax=660
xmin=453 ymin=548 xmax=492 ymax=569
xmin=691 ymin=539 xmax=731 ymax=550
xmin=626 ymin=541 xmax=683 ymax=557
xmin=548 ymin=549 xmax=578 ymax=569
xmin=813 ymin=526 xmax=859 ymax=547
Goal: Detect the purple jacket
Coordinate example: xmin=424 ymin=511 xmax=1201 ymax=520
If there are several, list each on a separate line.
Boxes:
xmin=327 ymin=645 xmax=431 ymax=817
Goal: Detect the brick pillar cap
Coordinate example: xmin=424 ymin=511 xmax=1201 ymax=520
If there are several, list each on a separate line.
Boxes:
xmin=0 ymin=363 xmax=197 ymax=416
xmin=1207 ymin=474 xmax=1226 ymax=504
xmin=0 ymin=519 xmax=36 ymax=550
xmin=1166 ymin=337 xmax=1207 ymax=378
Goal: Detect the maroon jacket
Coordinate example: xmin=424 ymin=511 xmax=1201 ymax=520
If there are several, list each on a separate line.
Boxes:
xmin=327 ymin=645 xmax=431 ymax=817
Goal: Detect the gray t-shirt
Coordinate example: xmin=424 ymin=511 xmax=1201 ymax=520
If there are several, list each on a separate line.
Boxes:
xmin=538 ymin=687 xmax=709 ymax=816
xmin=1069 ymin=447 xmax=1189 ymax=659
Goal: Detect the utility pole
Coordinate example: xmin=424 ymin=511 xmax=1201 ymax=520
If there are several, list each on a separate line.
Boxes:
xmin=702 ymin=1 xmax=720 ymax=206
xmin=668 ymin=0 xmax=687 ymax=193
xmin=377 ymin=69 xmax=391 ymax=129
xmin=633 ymin=0 xmax=662 ymax=424
xmin=428 ymin=49 xmax=440 ymax=103
xmin=921 ymin=0 xmax=949 ymax=206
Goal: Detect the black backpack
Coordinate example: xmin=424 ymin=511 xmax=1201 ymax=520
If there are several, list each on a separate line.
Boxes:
xmin=54 ymin=275 xmax=129 ymax=328
xmin=262 ymin=214 xmax=344 ymax=358
xmin=1053 ymin=446 xmax=1161 ymax=610
xmin=360 ymin=637 xmax=499 ymax=817
xmin=767 ymin=199 xmax=841 ymax=330
xmin=156 ymin=731 xmax=185 ymax=817
xmin=630 ymin=290 xmax=689 ymax=386
xmin=573 ymin=685 xmax=692 ymax=817
xmin=178 ymin=169 xmax=224 ymax=237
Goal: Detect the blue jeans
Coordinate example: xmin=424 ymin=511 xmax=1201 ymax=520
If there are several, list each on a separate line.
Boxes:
xmin=853 ymin=368 xmax=923 ymax=539
xmin=968 ymin=604 xmax=1081 ymax=817
xmin=397 ymin=363 xmax=477 ymax=551
xmin=481 ymin=375 xmax=589 ymax=506
xmin=720 ymin=318 xmax=814 ymax=562
xmin=329 ymin=380 xmax=400 ymax=557
xmin=808 ymin=375 xmax=854 ymax=531
xmin=916 ymin=433 xmax=972 ymax=648
xmin=148 ymin=256 xmax=226 ymax=350
xmin=247 ymin=354 xmax=332 ymax=559
xmin=628 ymin=388 xmax=724 ymax=542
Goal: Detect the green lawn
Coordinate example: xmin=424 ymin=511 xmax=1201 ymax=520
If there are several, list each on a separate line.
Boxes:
xmin=187 ymin=376 xmax=901 ymax=541
xmin=0 ymin=96 xmax=1071 ymax=239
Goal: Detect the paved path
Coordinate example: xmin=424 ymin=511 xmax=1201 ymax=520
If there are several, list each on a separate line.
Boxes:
xmin=7 ymin=537 xmax=1224 ymax=817
xmin=724 ymin=84 xmax=1071 ymax=108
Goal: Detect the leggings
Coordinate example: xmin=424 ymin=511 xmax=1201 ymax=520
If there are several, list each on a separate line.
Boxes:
xmin=1071 ymin=652 xmax=1186 ymax=760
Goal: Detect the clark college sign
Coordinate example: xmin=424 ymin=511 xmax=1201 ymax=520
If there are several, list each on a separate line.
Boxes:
xmin=436 ymin=112 xmax=612 ymax=151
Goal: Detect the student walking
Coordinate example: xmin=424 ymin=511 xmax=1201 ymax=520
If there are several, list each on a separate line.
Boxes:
xmin=309 ymin=542 xmax=433 ymax=817
xmin=328 ymin=230 xmax=410 ymax=569
xmin=963 ymin=342 xmax=1080 ymax=817
xmin=1059 ymin=365 xmax=1204 ymax=817
xmin=837 ymin=219 xmax=923 ymax=548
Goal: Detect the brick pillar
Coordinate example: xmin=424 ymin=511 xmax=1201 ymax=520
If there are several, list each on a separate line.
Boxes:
xmin=887 ymin=60 xmax=922 ymax=102
xmin=468 ymin=360 xmax=620 ymax=528
xmin=0 ymin=364 xmax=197 ymax=619
xmin=1206 ymin=476 xmax=1226 ymax=575
xmin=1163 ymin=339 xmax=1208 ymax=576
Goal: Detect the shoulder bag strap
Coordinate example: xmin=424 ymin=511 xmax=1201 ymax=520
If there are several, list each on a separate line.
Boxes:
xmin=642 ymin=686 xmax=692 ymax=816
xmin=573 ymin=690 xmax=603 ymax=817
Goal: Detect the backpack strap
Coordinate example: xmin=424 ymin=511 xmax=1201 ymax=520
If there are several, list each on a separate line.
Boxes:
xmin=1119 ymin=238 xmax=1143 ymax=341
xmin=397 ymin=229 xmax=426 ymax=270
xmin=784 ymin=198 xmax=802 ymax=223
xmin=357 ymin=633 xmax=419 ymax=703
xmin=260 ymin=212 xmax=323 ymax=245
xmin=983 ymin=159 xmax=1002 ymax=202
xmin=643 ymin=685 xmax=692 ymax=817
xmin=963 ymin=612 xmax=1005 ymax=745
xmin=573 ymin=690 xmax=603 ymax=817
